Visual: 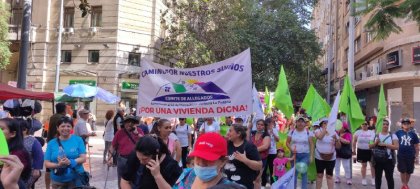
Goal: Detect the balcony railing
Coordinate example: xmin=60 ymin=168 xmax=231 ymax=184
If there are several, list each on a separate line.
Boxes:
xmin=8 ymin=24 xmax=21 ymax=41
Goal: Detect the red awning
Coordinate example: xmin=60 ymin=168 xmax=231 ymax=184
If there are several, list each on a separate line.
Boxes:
xmin=0 ymin=84 xmax=54 ymax=101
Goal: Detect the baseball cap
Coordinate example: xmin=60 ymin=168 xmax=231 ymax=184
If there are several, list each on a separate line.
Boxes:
xmin=295 ymin=115 xmax=306 ymax=122
xmin=188 ymin=133 xmax=227 ymax=161
xmin=79 ymin=109 xmax=90 ymax=114
xmin=234 ymin=117 xmax=244 ymax=122
xmin=312 ymin=121 xmax=320 ymax=127
xmin=319 ymin=118 xmax=328 ymax=125
xmin=401 ymin=118 xmax=412 ymax=124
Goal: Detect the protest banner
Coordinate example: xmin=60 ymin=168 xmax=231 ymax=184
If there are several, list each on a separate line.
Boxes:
xmin=271 ymin=167 xmax=295 ymax=189
xmin=137 ymin=49 xmax=252 ymax=118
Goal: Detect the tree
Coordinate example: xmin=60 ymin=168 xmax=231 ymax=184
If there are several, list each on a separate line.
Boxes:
xmin=0 ymin=1 xmax=11 ymax=70
xmin=355 ymin=0 xmax=420 ymax=40
xmin=159 ymin=0 xmax=324 ymax=101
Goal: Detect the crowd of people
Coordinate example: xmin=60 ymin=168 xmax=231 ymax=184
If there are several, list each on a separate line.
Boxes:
xmin=0 ymin=102 xmax=420 ymax=189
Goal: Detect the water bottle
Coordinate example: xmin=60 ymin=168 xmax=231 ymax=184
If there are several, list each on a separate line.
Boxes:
xmin=58 ymin=147 xmax=66 ymax=159
xmin=54 ymin=146 xmax=68 ymax=175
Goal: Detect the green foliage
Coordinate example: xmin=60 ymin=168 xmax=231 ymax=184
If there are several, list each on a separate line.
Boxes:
xmin=159 ymin=0 xmax=323 ymax=100
xmin=0 ymin=1 xmax=11 ymax=70
xmin=354 ymin=0 xmax=420 ymax=40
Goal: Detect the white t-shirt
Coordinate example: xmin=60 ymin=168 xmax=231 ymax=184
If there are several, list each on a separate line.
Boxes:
xmin=288 ymin=129 xmax=313 ymax=153
xmin=355 ymin=130 xmax=375 ymax=150
xmin=314 ymin=128 xmax=339 ymax=160
xmin=103 ymin=119 xmax=114 ymax=142
xmin=74 ymin=119 xmax=92 ymax=142
xmin=373 ymin=133 xmax=398 ymax=159
xmin=269 ymin=128 xmax=279 ymax=154
xmin=175 ymin=124 xmax=193 ymax=147
xmin=199 ymin=122 xmax=220 ymax=133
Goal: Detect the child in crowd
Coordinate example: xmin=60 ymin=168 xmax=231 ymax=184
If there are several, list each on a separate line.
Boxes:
xmin=273 ymin=148 xmax=295 ymax=181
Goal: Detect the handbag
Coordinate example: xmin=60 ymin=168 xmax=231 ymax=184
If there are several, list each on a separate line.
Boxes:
xmin=318 ymin=149 xmax=334 ymax=160
xmin=372 ymin=135 xmax=391 ymax=164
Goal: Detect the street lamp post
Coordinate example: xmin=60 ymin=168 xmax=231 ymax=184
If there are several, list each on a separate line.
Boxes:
xmin=17 ymin=0 xmax=32 ymax=89
xmin=54 ymin=0 xmax=64 ymax=93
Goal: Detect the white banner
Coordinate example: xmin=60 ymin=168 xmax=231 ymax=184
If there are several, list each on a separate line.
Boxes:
xmin=271 ymin=167 xmax=295 ymax=189
xmin=137 ymin=49 xmax=252 ymax=118
xmin=327 ymin=91 xmax=341 ymax=135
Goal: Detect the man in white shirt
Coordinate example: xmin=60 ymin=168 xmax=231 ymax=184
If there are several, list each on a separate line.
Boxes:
xmin=199 ymin=117 xmax=220 ymax=134
xmin=74 ymin=109 xmax=96 ymax=143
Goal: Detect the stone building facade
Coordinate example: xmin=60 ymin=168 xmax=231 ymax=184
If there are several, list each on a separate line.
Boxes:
xmin=312 ymin=0 xmax=420 ymax=131
xmin=3 ymin=0 xmax=171 ymax=123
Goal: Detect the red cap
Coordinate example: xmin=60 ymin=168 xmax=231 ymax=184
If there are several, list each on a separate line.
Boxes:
xmin=188 ymin=133 xmax=227 ymax=161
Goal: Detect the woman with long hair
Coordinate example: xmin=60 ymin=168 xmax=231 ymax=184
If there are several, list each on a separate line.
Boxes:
xmin=44 ymin=117 xmax=87 ymax=189
xmin=120 ymin=135 xmax=183 ymax=189
xmin=334 ymin=122 xmax=352 ymax=185
xmin=18 ymin=118 xmax=44 ymax=188
xmin=262 ymin=117 xmax=279 ymax=186
xmin=247 ymin=119 xmax=270 ymax=189
xmin=0 ymin=118 xmax=31 ymax=184
xmin=150 ymin=119 xmax=181 ymax=162
xmin=103 ymin=110 xmax=115 ymax=164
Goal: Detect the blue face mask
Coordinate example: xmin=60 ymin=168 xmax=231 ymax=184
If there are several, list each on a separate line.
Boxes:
xmin=194 ymin=165 xmax=218 ymax=182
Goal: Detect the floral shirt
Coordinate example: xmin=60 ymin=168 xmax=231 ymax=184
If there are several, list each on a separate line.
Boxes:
xmin=172 ymin=168 xmax=244 ymax=189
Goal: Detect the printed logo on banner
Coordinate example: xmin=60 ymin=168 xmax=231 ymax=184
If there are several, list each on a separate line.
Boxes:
xmin=153 ymin=79 xmax=230 ymax=102
xmin=137 ymin=49 xmax=252 ymax=118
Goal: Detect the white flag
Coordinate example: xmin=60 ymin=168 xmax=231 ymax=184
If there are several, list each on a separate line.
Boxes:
xmin=327 ymin=91 xmax=341 ymax=135
xmin=252 ymin=84 xmax=265 ymax=119
xmin=271 ymin=167 xmax=295 ymax=189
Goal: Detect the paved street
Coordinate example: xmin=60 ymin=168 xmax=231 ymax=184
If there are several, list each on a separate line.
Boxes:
xmin=34 ymin=127 xmax=420 ymax=189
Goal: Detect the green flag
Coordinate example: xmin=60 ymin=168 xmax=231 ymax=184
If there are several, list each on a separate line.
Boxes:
xmin=322 ymin=98 xmax=331 ymax=116
xmin=375 ymin=84 xmax=387 ymax=134
xmin=339 ymin=76 xmax=365 ymax=133
xmin=264 ymin=86 xmax=272 ymax=114
xmin=274 ymin=66 xmax=294 ymax=118
xmin=302 ymin=84 xmax=330 ymax=121
xmin=0 ymin=129 xmax=9 ymax=165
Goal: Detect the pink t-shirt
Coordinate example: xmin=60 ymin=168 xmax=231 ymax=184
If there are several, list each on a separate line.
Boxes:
xmin=273 ymin=157 xmax=289 ymax=177
xmin=340 ymin=132 xmax=352 ymax=142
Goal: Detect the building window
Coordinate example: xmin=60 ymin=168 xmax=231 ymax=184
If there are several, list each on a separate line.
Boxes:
xmin=88 ymin=50 xmax=100 ymax=63
xmin=355 ymin=37 xmax=361 ymax=53
xmin=344 ymin=48 xmax=349 ymax=63
xmin=355 ymin=16 xmax=360 ymax=25
xmin=61 ymin=50 xmax=72 ymax=63
xmin=345 ymin=22 xmax=349 ymax=36
xmin=90 ymin=6 xmax=102 ymax=27
xmin=64 ymin=7 xmax=74 ymax=28
xmin=128 ymin=53 xmax=141 ymax=66
xmin=366 ymin=32 xmax=374 ymax=43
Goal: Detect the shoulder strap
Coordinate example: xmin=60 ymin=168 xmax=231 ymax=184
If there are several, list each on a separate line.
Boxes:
xmin=124 ymin=129 xmax=136 ymax=145
xmin=382 ymin=134 xmax=391 ymax=143
xmin=57 ymin=137 xmax=63 ymax=148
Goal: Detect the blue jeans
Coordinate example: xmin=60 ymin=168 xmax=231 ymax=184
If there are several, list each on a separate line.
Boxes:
xmin=293 ymin=153 xmax=309 ymax=189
